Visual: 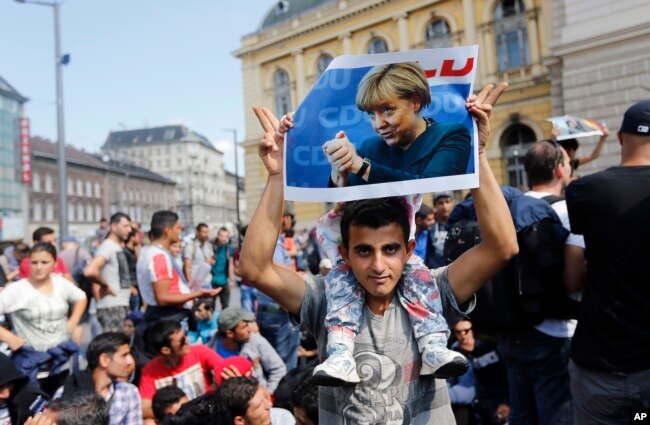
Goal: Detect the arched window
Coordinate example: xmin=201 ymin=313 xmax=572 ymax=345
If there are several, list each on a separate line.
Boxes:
xmin=367 ymin=37 xmax=388 ymax=54
xmin=501 ymin=123 xmax=536 ymax=189
xmin=273 ymin=70 xmax=292 ymax=117
xmin=425 ymin=18 xmax=452 ymax=48
xmin=494 ymin=0 xmax=530 ymax=71
xmin=316 ymin=54 xmax=333 ymax=77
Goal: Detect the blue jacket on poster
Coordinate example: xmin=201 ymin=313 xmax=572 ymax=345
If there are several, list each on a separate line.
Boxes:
xmin=348 ymin=120 xmax=471 ymax=186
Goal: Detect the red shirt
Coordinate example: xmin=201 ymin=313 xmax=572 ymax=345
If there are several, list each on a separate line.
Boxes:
xmin=139 ymin=344 xmax=224 ymax=401
xmin=19 ymin=256 xmax=69 ymax=278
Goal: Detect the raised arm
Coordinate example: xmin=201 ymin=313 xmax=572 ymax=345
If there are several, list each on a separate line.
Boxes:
xmin=447 ymin=83 xmax=519 ymax=304
xmin=239 ymin=107 xmax=306 ymax=316
xmin=578 ymin=127 xmax=609 ymax=166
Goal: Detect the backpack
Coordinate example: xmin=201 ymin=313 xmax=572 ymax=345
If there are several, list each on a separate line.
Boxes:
xmin=443 ymin=188 xmax=579 ymax=332
xmin=71 ymin=259 xmax=93 ymax=312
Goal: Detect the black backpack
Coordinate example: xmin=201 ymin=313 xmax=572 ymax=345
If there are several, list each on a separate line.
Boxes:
xmin=443 ymin=194 xmax=578 ymax=332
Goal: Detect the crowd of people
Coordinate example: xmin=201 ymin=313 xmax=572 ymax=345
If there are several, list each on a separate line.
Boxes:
xmin=0 ymin=90 xmax=648 ymax=425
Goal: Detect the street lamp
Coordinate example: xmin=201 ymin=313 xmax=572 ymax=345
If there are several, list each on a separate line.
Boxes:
xmin=222 ymin=128 xmax=241 ymax=227
xmin=15 ymin=0 xmax=69 ymax=239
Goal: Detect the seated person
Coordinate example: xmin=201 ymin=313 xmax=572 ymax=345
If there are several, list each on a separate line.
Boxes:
xmin=152 ymin=385 xmax=188 ymax=424
xmin=188 ymin=297 xmax=219 ymax=345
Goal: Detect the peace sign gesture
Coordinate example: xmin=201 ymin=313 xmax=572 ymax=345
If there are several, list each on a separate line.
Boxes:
xmin=252 ymin=106 xmax=285 ymax=176
xmin=466 ymin=82 xmax=508 ymax=154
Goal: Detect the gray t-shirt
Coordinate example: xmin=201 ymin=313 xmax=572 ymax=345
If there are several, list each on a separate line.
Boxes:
xmin=183 ymin=239 xmax=214 ymax=282
xmin=95 ymin=239 xmax=131 ymax=309
xmin=295 ymin=266 xmax=474 ymax=425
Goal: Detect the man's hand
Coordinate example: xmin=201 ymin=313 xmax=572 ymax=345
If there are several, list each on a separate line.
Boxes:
xmin=466 ymin=82 xmax=508 ymax=154
xmin=220 ymin=364 xmax=252 ymax=381
xmin=253 ymin=106 xmax=285 ymax=176
xmin=323 ymin=131 xmax=360 ymax=186
xmin=24 ymin=414 xmax=54 ymax=425
xmin=198 ymin=287 xmax=222 ymax=298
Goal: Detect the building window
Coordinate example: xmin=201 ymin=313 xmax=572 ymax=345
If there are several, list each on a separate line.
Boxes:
xmin=501 ymin=123 xmax=536 ymax=189
xmin=367 ymin=37 xmax=388 ymax=54
xmin=33 ymin=201 xmax=42 ymax=221
xmin=86 ymin=204 xmax=93 ymax=222
xmin=494 ymin=0 xmax=530 ymax=72
xmin=425 ymin=18 xmax=452 ymax=48
xmin=45 ymin=201 xmax=54 ymax=222
xmin=44 ymin=175 xmax=53 ymax=193
xmin=316 ymin=54 xmax=333 ymax=77
xmin=85 ymin=181 xmax=92 ymax=197
xmin=77 ymin=204 xmax=84 ymax=222
xmin=95 ymin=205 xmax=102 ymax=222
xmin=32 ymin=173 xmax=41 ymax=192
xmin=94 ymin=182 xmax=101 ymax=198
xmin=273 ymin=70 xmax=292 ymax=117
xmin=68 ymin=178 xmax=74 ymax=195
xmin=76 ymin=179 xmax=83 ymax=197
xmin=69 ymin=203 xmax=75 ymax=222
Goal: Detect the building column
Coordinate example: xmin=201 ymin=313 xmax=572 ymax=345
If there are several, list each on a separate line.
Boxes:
xmin=293 ymin=50 xmax=306 ymax=102
xmin=462 ymin=0 xmax=477 ymax=44
xmin=527 ymin=11 xmax=541 ymax=74
xmin=481 ymin=28 xmax=496 ymax=80
xmin=394 ymin=13 xmax=409 ymax=51
xmin=341 ymin=32 xmax=352 ymax=54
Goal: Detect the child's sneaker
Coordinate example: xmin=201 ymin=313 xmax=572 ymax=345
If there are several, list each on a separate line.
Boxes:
xmin=312 ymin=345 xmax=360 ymax=386
xmin=420 ymin=344 xmax=469 ymax=378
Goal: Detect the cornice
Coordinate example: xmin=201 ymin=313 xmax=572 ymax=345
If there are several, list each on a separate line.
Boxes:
xmin=551 ymin=21 xmax=650 ymax=57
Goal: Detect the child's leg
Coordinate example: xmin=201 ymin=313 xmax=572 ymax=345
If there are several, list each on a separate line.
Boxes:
xmin=313 ymin=262 xmax=363 ymax=386
xmin=397 ymin=256 xmax=468 ymax=378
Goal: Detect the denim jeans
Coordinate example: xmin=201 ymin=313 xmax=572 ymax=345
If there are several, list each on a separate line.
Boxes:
xmin=498 ymin=329 xmax=572 ymax=425
xmin=240 ymin=285 xmax=258 ymax=313
xmin=257 ymin=308 xmax=300 ymax=371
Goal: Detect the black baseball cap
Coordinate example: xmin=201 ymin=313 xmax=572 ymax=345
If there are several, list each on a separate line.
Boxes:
xmin=620 ymin=99 xmax=650 ymax=136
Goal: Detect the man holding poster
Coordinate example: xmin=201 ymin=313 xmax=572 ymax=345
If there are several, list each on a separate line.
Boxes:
xmin=240 ymin=79 xmax=518 ymax=423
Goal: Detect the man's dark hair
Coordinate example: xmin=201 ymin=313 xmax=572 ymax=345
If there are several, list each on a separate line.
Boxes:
xmin=32 ymin=226 xmax=55 ymax=243
xmin=100 ymin=217 xmax=108 ymax=223
xmin=292 ymin=378 xmax=319 ymax=425
xmin=557 ymin=138 xmax=579 ymax=152
xmin=416 ymin=204 xmax=434 ymax=220
xmin=29 ymin=242 xmax=57 ymax=260
xmin=524 ymin=140 xmax=565 ymax=186
xmin=147 ymin=320 xmax=182 ymax=353
xmin=217 ymin=226 xmax=229 ymax=234
xmin=163 ymin=393 xmax=232 ymax=425
xmin=196 ymin=223 xmax=208 ymax=232
xmin=153 ymin=385 xmax=187 ymax=422
xmin=216 ymin=377 xmax=259 ymax=419
xmin=49 ymin=392 xmax=109 ymax=425
xmin=110 ymin=212 xmax=131 ymax=225
xmin=193 ymin=296 xmax=215 ymax=313
xmin=340 ymin=197 xmax=410 ymax=248
xmin=86 ymin=332 xmax=130 ymax=371
xmin=150 ymin=211 xmax=179 ymax=240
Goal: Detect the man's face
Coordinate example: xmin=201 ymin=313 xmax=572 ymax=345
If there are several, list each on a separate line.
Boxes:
xmin=112 ymin=217 xmax=133 ymax=242
xmin=242 ymin=386 xmax=272 ymax=425
xmin=229 ymin=321 xmax=252 ymax=344
xmin=104 ymin=344 xmax=135 ymax=380
xmin=415 ymin=213 xmax=435 ymax=231
xmin=197 ymin=226 xmax=210 ymax=243
xmin=559 ymin=147 xmax=572 ymax=189
xmin=454 ymin=320 xmax=475 ymax=353
xmin=339 ymin=223 xmax=413 ymax=302
xmin=166 ymin=221 xmax=182 ymax=244
xmin=367 ymin=96 xmax=422 ymax=149
xmin=39 ymin=233 xmax=57 ymax=246
xmin=165 ymin=329 xmax=190 ymax=357
xmin=123 ymin=319 xmax=135 ymax=338
xmin=434 ymin=197 xmax=453 ymax=221
xmin=217 ymin=230 xmax=230 ymax=245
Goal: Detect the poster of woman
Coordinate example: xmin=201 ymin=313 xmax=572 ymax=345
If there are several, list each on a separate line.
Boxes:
xmin=284 ymin=45 xmax=479 ymax=202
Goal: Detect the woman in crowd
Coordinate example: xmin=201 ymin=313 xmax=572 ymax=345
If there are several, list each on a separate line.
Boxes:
xmin=0 ymin=242 xmax=87 ymax=394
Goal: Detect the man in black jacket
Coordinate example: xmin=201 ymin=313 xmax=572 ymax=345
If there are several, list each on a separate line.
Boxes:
xmin=0 ymin=353 xmax=49 ymax=424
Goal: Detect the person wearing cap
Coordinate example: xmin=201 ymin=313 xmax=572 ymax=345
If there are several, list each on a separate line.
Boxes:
xmin=565 ymin=99 xmax=650 ymax=425
xmin=209 ymin=307 xmax=287 ymax=393
xmin=0 ymin=352 xmax=49 ymax=424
